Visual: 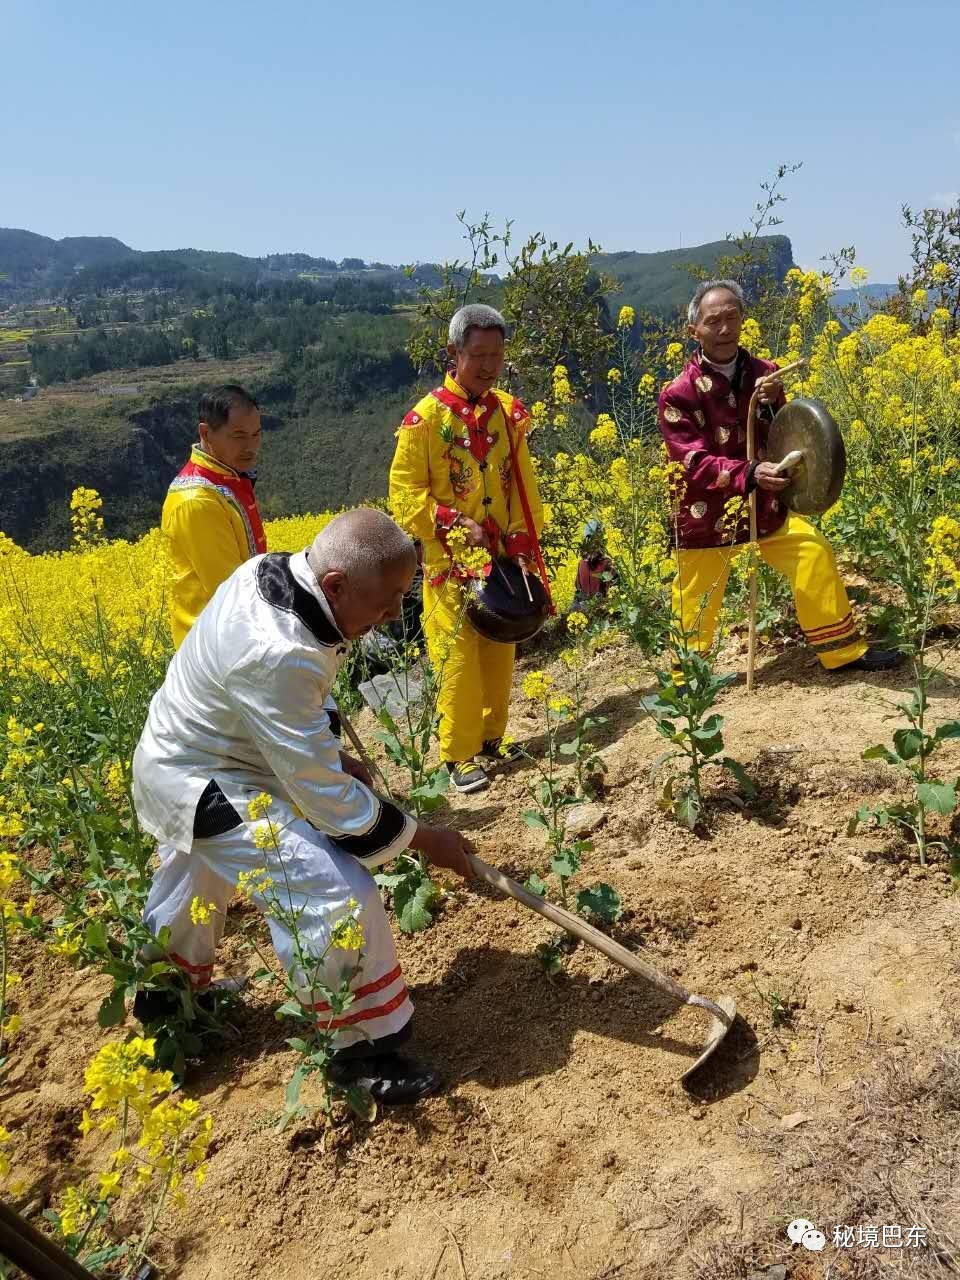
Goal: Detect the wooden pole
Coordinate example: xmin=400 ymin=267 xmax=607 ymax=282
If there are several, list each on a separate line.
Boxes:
xmin=0 ymin=1200 xmax=102 ymax=1280
xmin=744 ymin=358 xmax=806 ymax=693
xmin=745 ymin=387 xmax=761 ymax=694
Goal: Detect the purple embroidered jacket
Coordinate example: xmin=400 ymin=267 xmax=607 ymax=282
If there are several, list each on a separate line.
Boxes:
xmin=657 ymin=348 xmax=787 ymax=549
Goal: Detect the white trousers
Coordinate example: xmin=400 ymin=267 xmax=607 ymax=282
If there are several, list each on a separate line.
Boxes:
xmin=143 ymin=805 xmax=412 ymax=1049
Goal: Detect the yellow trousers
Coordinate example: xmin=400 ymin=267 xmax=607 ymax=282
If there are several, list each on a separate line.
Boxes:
xmin=673 ymin=513 xmax=867 ymax=670
xmin=422 ymin=577 xmax=515 ymax=764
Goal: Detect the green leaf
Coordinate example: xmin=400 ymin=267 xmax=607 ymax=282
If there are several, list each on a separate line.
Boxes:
xmin=695 ymin=713 xmax=724 ymax=738
xmin=893 ymin=728 xmax=925 ymax=760
xmin=550 ymin=850 xmax=580 ymax=879
xmin=345 ymin=1084 xmax=377 ymax=1122
xmin=935 ymin=720 xmax=960 ymax=742
xmin=536 ymin=942 xmax=564 ymax=976
xmin=693 ymin=732 xmax=724 ymax=759
xmin=97 ymin=987 xmax=126 ymax=1029
xmin=275 ymin=999 xmax=306 ymax=1021
xmin=917 ymin=781 xmax=957 ymax=815
xmin=522 ymin=810 xmax=549 ymax=830
xmin=847 ymin=805 xmax=873 ymax=835
xmin=84 ymin=918 xmax=109 ymax=953
xmin=862 ymin=743 xmax=900 ymax=764
xmin=286 ymin=1037 xmax=311 ymax=1054
xmin=720 ymin=757 xmax=757 ymax=798
xmin=576 ymin=883 xmax=623 ymax=923
xmin=675 ymin=787 xmax=702 ymax=831
xmin=525 ymin=872 xmax=548 ymax=897
xmin=394 ymin=875 xmax=440 ymax=933
xmin=278 ymin=1063 xmax=309 ymax=1130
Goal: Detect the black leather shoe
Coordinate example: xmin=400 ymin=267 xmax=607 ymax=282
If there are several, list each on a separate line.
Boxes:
xmin=329 ymin=1051 xmax=441 ymax=1105
xmin=836 ymin=647 xmax=905 ymax=673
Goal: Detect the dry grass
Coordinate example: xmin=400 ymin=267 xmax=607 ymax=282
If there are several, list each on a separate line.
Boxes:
xmin=689 ymin=1027 xmax=960 ymax=1278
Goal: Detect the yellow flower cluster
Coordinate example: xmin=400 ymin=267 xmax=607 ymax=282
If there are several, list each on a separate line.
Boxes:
xmin=189 ymin=897 xmax=217 ymax=926
xmin=617 ymin=305 xmax=635 ymax=329
xmin=61 ymin=1037 xmax=214 ymax=1240
xmin=247 ymin=791 xmax=273 ymax=821
xmin=237 ymin=866 xmax=274 ymax=898
xmin=69 ymin=486 xmax=105 ymax=546
xmin=589 ymin=413 xmax=618 ymax=451
xmin=331 ymin=900 xmax=365 ymax=952
xmin=83 ymin=1036 xmax=173 ymax=1114
xmin=445 ymin=523 xmax=492 ymax=576
xmin=522 ymin=670 xmax=554 ymax=700
xmin=552 ymin=364 xmax=573 ymax=406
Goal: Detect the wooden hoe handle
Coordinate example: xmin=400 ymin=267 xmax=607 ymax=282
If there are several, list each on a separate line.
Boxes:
xmin=467 ymin=852 xmax=694 ymax=1005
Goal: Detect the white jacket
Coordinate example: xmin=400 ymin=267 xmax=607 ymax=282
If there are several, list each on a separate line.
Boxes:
xmin=133 ymin=550 xmax=416 ymax=865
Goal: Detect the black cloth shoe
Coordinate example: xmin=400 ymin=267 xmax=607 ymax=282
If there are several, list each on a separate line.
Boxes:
xmin=835 ymin=647 xmax=905 ymax=673
xmin=479 ymin=737 xmax=523 ymax=763
xmin=446 ymin=760 xmax=490 ymax=793
xmin=328 ymin=1051 xmax=441 ymax=1105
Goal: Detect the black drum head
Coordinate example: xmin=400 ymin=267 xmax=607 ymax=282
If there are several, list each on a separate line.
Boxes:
xmin=466 ymin=558 xmax=549 ymax=644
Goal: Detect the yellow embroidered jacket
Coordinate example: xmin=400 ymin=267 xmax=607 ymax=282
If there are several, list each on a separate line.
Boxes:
xmin=388 ymin=373 xmax=544 ymax=584
xmin=161 ymin=445 xmax=267 ymax=648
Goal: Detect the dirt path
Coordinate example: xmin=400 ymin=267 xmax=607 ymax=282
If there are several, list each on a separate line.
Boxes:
xmin=4 ymin=639 xmax=959 ymax=1278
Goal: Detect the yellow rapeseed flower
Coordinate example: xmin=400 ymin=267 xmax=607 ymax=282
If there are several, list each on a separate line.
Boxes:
xmin=522 ymin=670 xmax=554 ymax=700
xmin=189 ymin=897 xmax=217 ymax=927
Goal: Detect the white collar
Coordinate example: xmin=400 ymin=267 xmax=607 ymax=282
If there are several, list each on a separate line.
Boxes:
xmin=289 ymin=549 xmax=343 ymax=639
xmin=700 ymin=350 xmax=738 ymax=381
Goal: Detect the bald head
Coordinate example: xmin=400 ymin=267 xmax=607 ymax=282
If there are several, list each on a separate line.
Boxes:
xmin=307 ymin=508 xmax=415 ymax=581
xmin=307 ymin=508 xmax=416 ymax=639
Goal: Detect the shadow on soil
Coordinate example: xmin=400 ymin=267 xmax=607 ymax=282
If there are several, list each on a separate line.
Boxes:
xmin=409 ymin=944 xmax=759 ymax=1104
xmin=184 ymin=939 xmax=759 ymax=1114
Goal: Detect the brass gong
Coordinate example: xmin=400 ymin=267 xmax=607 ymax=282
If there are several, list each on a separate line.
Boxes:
xmin=766 ymin=397 xmax=846 ymax=515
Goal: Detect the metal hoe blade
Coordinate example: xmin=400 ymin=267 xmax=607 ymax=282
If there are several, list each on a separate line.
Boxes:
xmin=680 ymin=993 xmax=738 ymax=1081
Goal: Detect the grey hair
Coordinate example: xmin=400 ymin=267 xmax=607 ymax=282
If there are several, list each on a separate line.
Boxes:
xmin=448 ymin=303 xmax=507 ymax=350
xmin=687 ymin=279 xmax=746 ymax=326
xmin=307 ymin=508 xmax=415 ymax=582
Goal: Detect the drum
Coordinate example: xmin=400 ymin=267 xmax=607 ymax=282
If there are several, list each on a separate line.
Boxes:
xmin=465 ymin=557 xmax=550 ymax=644
xmin=767 ymin=397 xmax=846 ymax=515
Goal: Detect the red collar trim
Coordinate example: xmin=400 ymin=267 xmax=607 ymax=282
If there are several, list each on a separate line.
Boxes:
xmin=430 ymin=386 xmax=503 ymax=462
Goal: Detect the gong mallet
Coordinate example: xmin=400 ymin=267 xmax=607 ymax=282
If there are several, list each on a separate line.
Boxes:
xmin=744 ymin=359 xmax=807 ymax=693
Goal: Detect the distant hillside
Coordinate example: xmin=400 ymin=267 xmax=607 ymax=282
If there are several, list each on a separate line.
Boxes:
xmin=0 ymin=228 xmax=457 ymax=299
xmin=830 ymin=282 xmax=897 ymax=312
xmin=594 ymin=235 xmax=795 ymax=317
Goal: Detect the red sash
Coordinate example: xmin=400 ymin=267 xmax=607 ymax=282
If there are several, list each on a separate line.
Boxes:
xmin=175 ymin=458 xmax=266 ymax=556
xmin=431 ymin=383 xmax=554 ymax=612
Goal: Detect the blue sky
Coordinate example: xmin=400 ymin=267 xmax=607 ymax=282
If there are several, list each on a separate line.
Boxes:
xmin=7 ymin=0 xmax=958 ymax=281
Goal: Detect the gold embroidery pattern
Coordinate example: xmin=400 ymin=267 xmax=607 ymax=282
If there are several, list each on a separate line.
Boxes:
xmin=663 ymin=404 xmax=683 ymax=424
xmin=716 ymin=426 xmax=731 ymax=446
xmin=694 ymin=375 xmax=713 ymax=393
xmin=690 ymin=501 xmax=708 ymax=520
xmin=694 ymin=410 xmax=705 ymax=426
xmin=716 ymin=471 xmax=731 ymax=489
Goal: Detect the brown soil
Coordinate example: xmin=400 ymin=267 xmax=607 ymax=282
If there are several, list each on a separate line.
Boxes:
xmin=4 ymin=636 xmax=960 ymax=1279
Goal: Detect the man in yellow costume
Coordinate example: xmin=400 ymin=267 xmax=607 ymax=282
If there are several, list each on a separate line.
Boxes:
xmin=162 ymin=384 xmax=266 ymax=648
xmin=390 ymin=304 xmax=544 ymax=793
xmin=658 ymin=280 xmax=901 ymax=674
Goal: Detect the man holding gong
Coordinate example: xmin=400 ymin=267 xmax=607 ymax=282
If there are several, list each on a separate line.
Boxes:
xmin=658 ymin=279 xmax=900 ymax=674
xmin=389 ymin=304 xmax=544 ymax=793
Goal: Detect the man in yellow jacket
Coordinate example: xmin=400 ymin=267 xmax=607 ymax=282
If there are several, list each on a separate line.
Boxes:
xmin=389 ymin=304 xmax=544 ymax=793
xmin=162 ymin=385 xmax=266 ymax=648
